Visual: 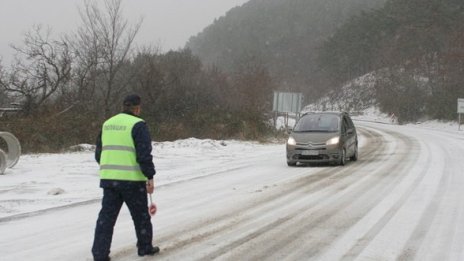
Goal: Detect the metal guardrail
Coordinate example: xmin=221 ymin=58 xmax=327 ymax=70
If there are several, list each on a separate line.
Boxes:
xmin=0 ymin=132 xmax=21 ymax=174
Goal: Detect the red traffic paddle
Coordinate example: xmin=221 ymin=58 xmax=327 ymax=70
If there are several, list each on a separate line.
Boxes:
xmin=148 ymin=194 xmax=157 ymax=216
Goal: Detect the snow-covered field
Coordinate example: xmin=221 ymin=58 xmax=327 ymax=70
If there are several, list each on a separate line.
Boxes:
xmin=0 ymin=112 xmax=463 ymax=260
xmin=0 ymin=138 xmax=273 ymax=220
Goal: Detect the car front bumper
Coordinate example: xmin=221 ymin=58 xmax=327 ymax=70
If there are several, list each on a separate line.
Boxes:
xmin=286 ymin=145 xmax=341 ymax=164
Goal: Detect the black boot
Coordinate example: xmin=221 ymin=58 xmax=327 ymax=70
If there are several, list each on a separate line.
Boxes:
xmin=94 ymin=257 xmax=110 ymax=261
xmin=138 ymin=246 xmax=160 ymax=256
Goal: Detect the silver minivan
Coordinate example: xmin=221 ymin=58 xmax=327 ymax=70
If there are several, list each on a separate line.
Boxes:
xmin=286 ymin=112 xmax=358 ymax=166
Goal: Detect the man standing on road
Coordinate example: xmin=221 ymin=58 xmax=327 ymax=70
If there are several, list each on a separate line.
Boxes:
xmin=92 ymin=94 xmax=159 ymax=261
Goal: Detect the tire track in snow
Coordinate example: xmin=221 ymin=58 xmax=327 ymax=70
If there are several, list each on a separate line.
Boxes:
xmin=337 ymin=131 xmax=429 ymax=260
xmin=158 ymin=128 xmax=381 ymax=245
xmin=111 ymin=128 xmax=392 ymax=260
xmin=215 ymin=128 xmax=396 ymax=259
xmin=241 ymin=127 xmax=419 ymax=260
xmin=399 ymin=129 xmax=464 ymax=261
xmin=321 ymin=123 xmax=462 ymax=261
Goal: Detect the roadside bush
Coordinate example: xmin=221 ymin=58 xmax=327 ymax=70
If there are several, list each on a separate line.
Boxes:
xmin=148 ymin=109 xmax=274 ymax=142
xmin=1 ymin=108 xmax=275 ymax=153
xmin=0 ymin=111 xmax=101 ymax=153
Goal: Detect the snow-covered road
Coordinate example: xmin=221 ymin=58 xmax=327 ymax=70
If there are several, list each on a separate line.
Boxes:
xmin=0 ymin=121 xmax=463 ymax=260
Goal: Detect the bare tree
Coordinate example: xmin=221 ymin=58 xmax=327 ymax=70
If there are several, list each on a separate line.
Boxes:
xmin=0 ymin=25 xmax=72 ymax=115
xmin=72 ymin=0 xmax=142 ymax=117
xmin=0 ymin=61 xmax=8 ymax=106
xmin=231 ymin=54 xmax=274 ymax=114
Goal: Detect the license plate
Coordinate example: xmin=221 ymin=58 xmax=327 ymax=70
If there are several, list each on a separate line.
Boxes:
xmin=302 ymin=150 xmax=319 ymax=156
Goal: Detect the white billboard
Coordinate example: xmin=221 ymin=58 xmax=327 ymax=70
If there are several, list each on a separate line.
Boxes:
xmin=458 ymin=98 xmax=464 ymax=113
xmin=273 ymin=92 xmax=303 ymax=113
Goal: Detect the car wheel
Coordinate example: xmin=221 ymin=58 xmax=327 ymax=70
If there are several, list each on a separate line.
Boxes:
xmin=350 ymin=144 xmax=358 ymax=161
xmin=287 ymin=161 xmax=297 ymax=167
xmin=339 ymin=148 xmax=346 ymax=166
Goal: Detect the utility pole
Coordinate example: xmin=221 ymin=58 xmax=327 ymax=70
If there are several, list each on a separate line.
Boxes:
xmin=458 ymin=98 xmax=464 ymax=131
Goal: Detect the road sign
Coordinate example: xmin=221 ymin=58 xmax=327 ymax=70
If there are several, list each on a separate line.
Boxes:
xmin=459 ymin=98 xmax=464 ymax=131
xmin=273 ymin=91 xmax=304 ymax=113
xmin=458 ymin=98 xmax=464 ymax=113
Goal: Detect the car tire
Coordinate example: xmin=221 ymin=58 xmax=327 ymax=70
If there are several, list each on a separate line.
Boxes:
xmin=287 ymin=161 xmax=297 ymax=167
xmin=339 ymin=148 xmax=346 ymax=166
xmin=350 ymin=144 xmax=358 ymax=161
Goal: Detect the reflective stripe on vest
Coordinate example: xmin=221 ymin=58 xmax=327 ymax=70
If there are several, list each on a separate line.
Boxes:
xmin=100 ymin=165 xmax=141 ymax=171
xmin=99 ymin=113 xmax=147 ymax=181
xmin=102 ymin=145 xmax=136 ymax=153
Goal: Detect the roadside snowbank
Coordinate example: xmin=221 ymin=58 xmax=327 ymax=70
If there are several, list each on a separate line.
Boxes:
xmin=0 ymin=138 xmax=277 ymax=219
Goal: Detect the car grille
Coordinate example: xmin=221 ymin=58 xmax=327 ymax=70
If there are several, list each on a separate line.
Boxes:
xmin=296 ymin=142 xmax=326 ymax=147
xmin=295 ymin=148 xmax=327 ymax=151
xmin=296 ymin=154 xmax=329 ymax=160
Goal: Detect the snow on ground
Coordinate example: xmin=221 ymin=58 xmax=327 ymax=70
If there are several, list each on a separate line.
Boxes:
xmin=0 ymin=152 xmax=98 ymax=218
xmin=1 ymin=110 xmax=463 ymax=260
xmin=351 ymin=106 xmax=396 ymax=124
xmin=351 ymin=106 xmax=463 ymax=133
xmin=405 ymin=119 xmax=462 ymax=131
xmin=0 ymin=138 xmax=276 ymax=219
xmin=3 ymin=107 xmax=460 ymax=219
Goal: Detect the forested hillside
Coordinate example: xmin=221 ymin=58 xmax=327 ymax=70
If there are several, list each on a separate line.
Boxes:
xmin=189 ymin=0 xmax=464 ymax=123
xmin=318 ymin=0 xmax=464 ymax=121
xmin=187 ymin=0 xmax=386 ymax=94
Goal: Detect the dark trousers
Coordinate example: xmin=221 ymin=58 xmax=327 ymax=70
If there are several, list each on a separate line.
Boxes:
xmin=92 ymin=185 xmax=153 ymax=260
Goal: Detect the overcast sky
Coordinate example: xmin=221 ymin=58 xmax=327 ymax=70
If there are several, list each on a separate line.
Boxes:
xmin=0 ymin=0 xmax=249 ymax=63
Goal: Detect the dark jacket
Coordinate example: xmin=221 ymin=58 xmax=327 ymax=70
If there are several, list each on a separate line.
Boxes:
xmin=95 ymin=112 xmax=156 ymax=188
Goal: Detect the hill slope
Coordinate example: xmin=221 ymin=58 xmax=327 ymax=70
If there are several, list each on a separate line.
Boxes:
xmin=317 ymin=0 xmax=464 ymax=121
xmin=186 ymin=0 xmax=386 ymax=92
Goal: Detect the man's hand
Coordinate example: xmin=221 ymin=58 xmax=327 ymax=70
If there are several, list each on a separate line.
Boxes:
xmin=146 ymin=179 xmax=154 ymax=194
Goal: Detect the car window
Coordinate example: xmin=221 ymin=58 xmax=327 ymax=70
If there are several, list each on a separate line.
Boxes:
xmin=347 ymin=116 xmax=355 ymax=129
xmin=342 ymin=117 xmax=350 ymax=133
xmin=294 ymin=114 xmax=340 ymax=132
xmin=341 ymin=118 xmax=346 ymax=134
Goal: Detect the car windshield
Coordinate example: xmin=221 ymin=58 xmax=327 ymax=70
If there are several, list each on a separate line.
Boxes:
xmin=293 ymin=114 xmax=340 ymax=132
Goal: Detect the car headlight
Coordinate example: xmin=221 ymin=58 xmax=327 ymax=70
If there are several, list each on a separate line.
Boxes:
xmin=287 ymin=137 xmax=296 ymax=146
xmin=326 ymin=136 xmax=340 ymax=146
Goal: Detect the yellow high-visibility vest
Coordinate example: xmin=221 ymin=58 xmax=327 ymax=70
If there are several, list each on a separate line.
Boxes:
xmin=99 ymin=113 xmax=147 ymax=181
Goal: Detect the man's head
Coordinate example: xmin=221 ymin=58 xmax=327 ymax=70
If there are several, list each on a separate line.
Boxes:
xmin=123 ymin=94 xmax=142 ymax=115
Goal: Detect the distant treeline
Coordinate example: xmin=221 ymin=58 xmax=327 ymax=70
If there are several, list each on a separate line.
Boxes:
xmin=187 ymin=0 xmax=387 ymax=98
xmin=318 ymin=0 xmax=464 ymax=122
xmin=188 ymin=0 xmax=464 ymax=123
xmin=0 ymin=0 xmax=275 ymax=153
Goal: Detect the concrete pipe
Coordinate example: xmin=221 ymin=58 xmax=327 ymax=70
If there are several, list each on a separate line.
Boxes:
xmin=0 ymin=132 xmax=21 ymax=169
xmin=0 ymin=149 xmax=6 ymax=174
